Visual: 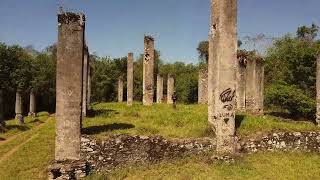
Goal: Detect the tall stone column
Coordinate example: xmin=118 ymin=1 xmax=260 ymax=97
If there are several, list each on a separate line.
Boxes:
xmin=245 ymin=58 xmax=261 ymax=114
xmin=143 ymin=36 xmax=155 ymax=106
xmin=87 ymin=65 xmax=91 ymax=107
xmin=82 ymin=45 xmax=89 ymax=117
xmin=55 ymin=12 xmax=85 ymax=161
xmin=118 ymin=78 xmax=124 ymax=103
xmin=167 ymin=74 xmax=175 ymax=104
xmin=236 ymin=54 xmax=246 ymax=111
xmin=156 ymin=74 xmax=163 ymax=103
xmin=317 ymin=54 xmax=320 ymax=126
xmin=127 ymin=52 xmax=134 ymax=106
xmin=198 ymin=68 xmax=208 ymax=104
xmin=28 ymin=88 xmax=36 ymax=117
xmin=15 ymin=90 xmax=24 ymax=124
xmin=256 ymin=59 xmax=264 ymax=114
xmin=208 ymin=0 xmax=237 ymax=154
xmin=0 ymin=89 xmax=5 ymax=127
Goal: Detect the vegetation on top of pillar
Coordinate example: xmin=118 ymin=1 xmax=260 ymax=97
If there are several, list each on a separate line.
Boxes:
xmin=58 ymin=12 xmax=85 ymax=25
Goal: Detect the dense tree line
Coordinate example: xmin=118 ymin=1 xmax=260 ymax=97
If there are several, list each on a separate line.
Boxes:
xmin=1 ymin=23 xmax=319 ymax=121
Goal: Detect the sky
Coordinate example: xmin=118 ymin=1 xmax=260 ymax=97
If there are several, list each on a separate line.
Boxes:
xmin=0 ymin=0 xmax=319 ymax=63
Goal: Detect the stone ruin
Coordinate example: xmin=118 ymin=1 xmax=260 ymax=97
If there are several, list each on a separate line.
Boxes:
xmin=117 ymin=77 xmax=124 ymax=103
xmin=15 ymin=90 xmax=24 ymax=124
xmin=127 ymin=52 xmax=134 ymax=106
xmin=143 ymin=35 xmax=155 ymax=106
xmin=156 ymin=74 xmax=164 ymax=103
xmin=167 ymin=74 xmax=175 ymax=104
xmin=198 ymin=68 xmax=208 ymax=104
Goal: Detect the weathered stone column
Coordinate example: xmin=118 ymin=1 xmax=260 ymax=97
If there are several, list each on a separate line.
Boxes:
xmin=143 ymin=36 xmax=155 ymax=106
xmin=28 ymin=88 xmax=36 ymax=117
xmin=87 ymin=65 xmax=91 ymax=107
xmin=15 ymin=90 xmax=24 ymax=124
xmin=256 ymin=59 xmax=264 ymax=114
xmin=167 ymin=74 xmax=175 ymax=104
xmin=317 ymin=54 xmax=320 ymax=126
xmin=198 ymin=68 xmax=208 ymax=104
xmin=236 ymin=54 xmax=246 ymax=111
xmin=55 ymin=12 xmax=85 ymax=161
xmin=245 ymin=58 xmax=262 ymax=114
xmin=208 ymin=0 xmax=237 ymax=154
xmin=0 ymin=89 xmax=5 ymax=127
xmin=82 ymin=45 xmax=89 ymax=117
xmin=118 ymin=78 xmax=124 ymax=103
xmin=127 ymin=52 xmax=134 ymax=106
xmin=156 ymin=74 xmax=164 ymax=103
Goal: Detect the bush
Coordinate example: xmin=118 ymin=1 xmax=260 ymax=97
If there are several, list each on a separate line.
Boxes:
xmin=265 ymin=83 xmax=315 ymax=119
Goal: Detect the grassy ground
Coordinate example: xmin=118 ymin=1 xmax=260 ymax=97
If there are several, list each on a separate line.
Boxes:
xmin=87 ymin=152 xmax=320 ymax=180
xmin=83 ymin=103 xmax=319 ymax=139
xmin=0 ymin=103 xmax=319 ymax=180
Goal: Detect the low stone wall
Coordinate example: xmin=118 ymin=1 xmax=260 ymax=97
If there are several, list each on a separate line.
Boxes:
xmin=81 ymin=134 xmax=216 ymax=171
xmin=240 ymin=132 xmax=320 ymax=153
xmin=50 ymin=131 xmax=320 ymax=179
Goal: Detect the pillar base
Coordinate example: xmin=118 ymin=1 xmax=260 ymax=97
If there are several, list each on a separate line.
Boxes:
xmin=15 ymin=114 xmax=24 ymax=124
xmin=48 ymin=160 xmax=89 ymax=180
xmin=28 ymin=112 xmax=37 ymax=117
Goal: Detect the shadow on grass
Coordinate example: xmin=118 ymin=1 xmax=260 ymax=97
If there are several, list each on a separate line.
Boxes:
xmin=29 ymin=119 xmax=44 ymax=124
xmin=0 ymin=137 xmax=5 ymax=141
xmin=82 ymin=123 xmax=135 ymax=135
xmin=266 ymin=111 xmax=317 ymax=124
xmin=3 ymin=125 xmax=30 ymax=132
xmin=87 ymin=109 xmax=119 ymax=118
xmin=236 ymin=114 xmax=245 ymax=129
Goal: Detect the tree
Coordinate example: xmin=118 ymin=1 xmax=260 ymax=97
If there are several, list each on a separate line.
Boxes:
xmin=297 ymin=23 xmax=319 ymax=42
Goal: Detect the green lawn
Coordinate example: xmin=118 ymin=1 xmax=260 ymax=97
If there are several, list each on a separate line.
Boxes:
xmin=0 ymin=103 xmax=319 ymax=180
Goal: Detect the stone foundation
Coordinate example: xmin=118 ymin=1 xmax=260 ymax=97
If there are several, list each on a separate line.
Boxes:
xmin=48 ymin=160 xmax=89 ymax=180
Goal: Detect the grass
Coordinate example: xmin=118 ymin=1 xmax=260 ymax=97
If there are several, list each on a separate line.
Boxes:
xmin=0 ymin=103 xmax=319 ymax=180
xmin=83 ymin=103 xmax=319 ymax=139
xmin=87 ymin=151 xmax=320 ymax=180
xmin=0 ymin=112 xmax=49 ymax=140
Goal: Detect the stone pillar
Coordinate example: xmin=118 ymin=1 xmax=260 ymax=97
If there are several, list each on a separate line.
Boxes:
xmin=245 ymin=59 xmax=259 ymax=114
xmin=55 ymin=12 xmax=85 ymax=161
xmin=15 ymin=90 xmax=24 ymax=124
xmin=127 ymin=52 xmax=134 ymax=106
xmin=256 ymin=59 xmax=264 ymax=114
xmin=82 ymin=46 xmax=89 ymax=117
xmin=236 ymin=55 xmax=246 ymax=111
xmin=167 ymin=74 xmax=175 ymax=104
xmin=0 ymin=89 xmax=5 ymax=127
xmin=156 ymin=74 xmax=164 ymax=103
xmin=317 ymin=54 xmax=320 ymax=126
xmin=143 ymin=36 xmax=155 ymax=106
xmin=87 ymin=65 xmax=91 ymax=107
xmin=198 ymin=68 xmax=208 ymax=104
xmin=28 ymin=88 xmax=36 ymax=117
xmin=118 ymin=78 xmax=124 ymax=103
xmin=208 ymin=0 xmax=237 ymax=154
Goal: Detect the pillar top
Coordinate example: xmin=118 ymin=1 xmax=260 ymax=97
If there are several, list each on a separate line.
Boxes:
xmin=58 ymin=12 xmax=85 ymax=26
xmin=144 ymin=35 xmax=154 ymax=42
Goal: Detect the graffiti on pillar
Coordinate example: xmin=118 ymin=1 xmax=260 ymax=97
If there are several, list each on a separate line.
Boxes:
xmin=144 ymin=48 xmax=151 ymax=62
xmin=217 ymin=88 xmax=236 ymax=124
xmin=220 ymin=88 xmax=235 ymax=102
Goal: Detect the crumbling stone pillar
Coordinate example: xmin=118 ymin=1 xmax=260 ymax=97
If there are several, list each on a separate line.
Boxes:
xmin=55 ymin=12 xmax=85 ymax=161
xmin=28 ymin=88 xmax=36 ymax=117
xmin=245 ymin=59 xmax=256 ymax=113
xmin=236 ymin=55 xmax=246 ymax=111
xmin=127 ymin=52 xmax=134 ymax=106
xmin=87 ymin=66 xmax=91 ymax=107
xmin=0 ymin=89 xmax=5 ymax=127
xmin=143 ymin=36 xmax=155 ymax=106
xmin=118 ymin=78 xmax=124 ymax=103
xmin=208 ymin=0 xmax=237 ymax=154
xmin=156 ymin=74 xmax=164 ymax=103
xmin=167 ymin=74 xmax=175 ymax=104
xmin=256 ymin=59 xmax=264 ymax=114
xmin=316 ymin=54 xmax=320 ymax=126
xmin=82 ymin=46 xmax=89 ymax=117
xmin=198 ymin=68 xmax=208 ymax=104
xmin=15 ymin=90 xmax=24 ymax=124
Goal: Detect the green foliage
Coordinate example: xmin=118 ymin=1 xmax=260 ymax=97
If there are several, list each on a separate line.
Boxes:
xmin=265 ymin=83 xmax=316 ymax=119
xmin=264 ymin=24 xmax=320 ymax=119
